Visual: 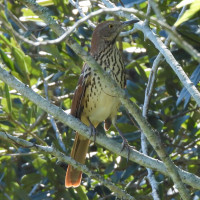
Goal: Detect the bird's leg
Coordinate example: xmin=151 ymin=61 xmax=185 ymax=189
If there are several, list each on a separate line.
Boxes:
xmin=88 ymin=118 xmax=97 ymax=142
xmin=112 ymin=121 xmax=131 ymax=161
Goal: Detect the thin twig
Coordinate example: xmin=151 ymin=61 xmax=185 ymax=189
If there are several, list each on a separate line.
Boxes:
xmin=0 ymin=66 xmax=199 ymax=190
xmin=41 ymin=66 xmax=67 ymax=153
xmin=142 ymin=4 xmax=190 ymax=200
xmin=102 ymin=1 xmax=193 ymax=200
xmin=3 ymin=5 xmax=199 ymax=64
xmin=141 ymin=1 xmax=161 ymax=199
xmin=0 ymin=131 xmax=136 ymax=200
xmin=2 ymin=2 xmax=200 ymax=196
xmin=164 ymin=107 xmax=198 ymax=123
xmin=7 ymin=114 xmax=46 ymax=145
xmin=28 ymin=111 xmax=47 ymax=131
xmin=4 ymin=2 xmax=200 ymax=106
xmin=144 ymin=1 xmax=151 ymax=25
xmin=68 ymin=0 xmax=95 ymax=28
xmin=1 ymin=152 xmax=37 ymax=156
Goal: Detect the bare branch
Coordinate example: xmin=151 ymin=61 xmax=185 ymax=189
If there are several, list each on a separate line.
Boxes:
xmin=8 ymin=1 xmax=200 ymax=107
xmin=101 ymin=1 xmax=200 ymax=105
xmin=141 ymin=5 xmax=189 ymax=200
xmin=102 ymin=1 xmax=195 ymax=200
xmin=0 ymin=65 xmax=199 ymax=190
xmin=141 ymin=2 xmax=160 ymax=199
xmin=68 ymin=0 xmax=95 ymax=28
xmin=2 ymin=1 xmax=200 ymax=197
xmin=0 ymin=131 xmax=136 ymax=200
xmin=41 ymin=65 xmax=67 ymax=153
xmin=3 ymin=4 xmax=199 ymax=65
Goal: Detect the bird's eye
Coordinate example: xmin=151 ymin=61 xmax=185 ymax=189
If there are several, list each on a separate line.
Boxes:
xmin=109 ymin=24 xmax=113 ymax=28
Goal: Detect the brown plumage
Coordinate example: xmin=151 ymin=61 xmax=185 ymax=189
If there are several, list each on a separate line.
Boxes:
xmin=65 ymin=20 xmax=139 ymax=188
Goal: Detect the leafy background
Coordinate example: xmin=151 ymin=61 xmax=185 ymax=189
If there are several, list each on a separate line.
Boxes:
xmin=0 ymin=0 xmax=200 ymax=199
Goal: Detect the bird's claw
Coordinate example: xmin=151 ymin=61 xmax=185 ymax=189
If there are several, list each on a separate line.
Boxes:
xmin=88 ymin=118 xmax=97 ymax=142
xmin=113 ymin=122 xmax=131 ymax=162
xmin=120 ymin=137 xmax=131 ymax=162
xmin=90 ymin=125 xmax=97 ymax=142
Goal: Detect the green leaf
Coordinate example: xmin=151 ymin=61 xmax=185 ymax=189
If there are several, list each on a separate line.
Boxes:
xmin=173 ymin=115 xmax=190 ymax=133
xmin=36 ymin=0 xmax=54 ymax=6
xmin=75 ymin=186 xmax=89 ymax=200
xmin=43 ymin=44 xmax=64 ymax=64
xmin=4 ymin=84 xmax=12 ymax=113
xmin=21 ymin=173 xmax=42 ymax=188
xmin=135 ymin=63 xmax=148 ymax=82
xmin=176 ymin=0 xmax=194 ymax=8
xmin=10 ymin=182 xmax=30 ymax=200
xmin=12 ymin=47 xmax=30 ymax=74
xmin=12 ymin=47 xmax=31 ymax=83
xmin=20 ymin=0 xmax=55 ymax=22
xmin=0 ymin=120 xmax=15 ymax=129
xmin=0 ymin=49 xmax=15 ymax=71
xmin=32 ymin=157 xmax=47 ymax=176
xmin=21 ymin=8 xmax=43 ymax=22
xmin=175 ymin=0 xmax=200 ymax=27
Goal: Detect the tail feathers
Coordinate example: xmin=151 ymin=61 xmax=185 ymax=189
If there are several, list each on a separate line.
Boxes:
xmin=65 ymin=133 xmax=90 ymax=188
xmin=65 ymin=165 xmax=82 ymax=188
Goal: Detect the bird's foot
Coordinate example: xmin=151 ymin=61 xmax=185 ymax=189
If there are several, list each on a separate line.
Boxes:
xmin=113 ymin=122 xmax=131 ymax=162
xmin=120 ymin=135 xmax=131 ymax=162
xmin=88 ymin=118 xmax=97 ymax=142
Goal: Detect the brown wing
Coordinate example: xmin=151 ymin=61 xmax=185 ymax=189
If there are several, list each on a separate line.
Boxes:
xmin=70 ymin=63 xmax=89 ymax=118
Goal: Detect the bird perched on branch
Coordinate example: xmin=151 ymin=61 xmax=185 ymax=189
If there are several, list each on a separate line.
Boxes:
xmin=65 ymin=19 xmax=139 ymax=188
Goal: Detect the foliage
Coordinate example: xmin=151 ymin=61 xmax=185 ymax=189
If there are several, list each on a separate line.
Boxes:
xmin=0 ymin=0 xmax=199 ymax=199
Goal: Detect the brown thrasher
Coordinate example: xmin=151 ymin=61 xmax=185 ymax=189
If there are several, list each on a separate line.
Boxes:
xmin=65 ymin=19 xmax=139 ymax=188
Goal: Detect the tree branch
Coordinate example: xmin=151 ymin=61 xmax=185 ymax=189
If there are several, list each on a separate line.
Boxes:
xmin=100 ymin=2 xmax=197 ymax=200
xmin=141 ymin=4 xmax=189 ymax=200
xmin=4 ymin=5 xmax=200 ymax=65
xmin=0 ymin=131 xmax=136 ymax=200
xmin=7 ymin=2 xmax=200 ymax=106
xmin=14 ymin=2 xmax=200 ymax=108
xmin=68 ymin=0 xmax=95 ymax=28
xmin=0 ymin=65 xmax=199 ymax=190
xmin=101 ymin=1 xmax=200 ymax=62
xmin=41 ymin=65 xmax=67 ymax=153
xmin=3 ymin=1 xmax=200 ymax=197
xmin=141 ymin=2 xmax=160 ymax=200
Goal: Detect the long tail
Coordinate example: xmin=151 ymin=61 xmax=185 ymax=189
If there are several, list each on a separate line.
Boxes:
xmin=65 ymin=133 xmax=90 ymax=188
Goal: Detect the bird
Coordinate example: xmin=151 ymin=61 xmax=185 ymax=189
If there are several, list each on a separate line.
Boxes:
xmin=65 ymin=19 xmax=139 ymax=188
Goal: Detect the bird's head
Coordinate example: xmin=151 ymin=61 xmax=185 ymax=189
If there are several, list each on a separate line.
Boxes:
xmin=91 ymin=19 xmax=139 ymax=55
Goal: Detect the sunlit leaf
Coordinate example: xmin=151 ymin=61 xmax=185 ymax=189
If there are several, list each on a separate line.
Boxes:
xmin=176 ymin=0 xmax=194 ymax=8
xmin=175 ymin=0 xmax=200 ymax=27
xmin=21 ymin=8 xmax=44 ymax=22
xmin=36 ymin=0 xmax=54 ymax=6
xmin=0 ymin=49 xmax=15 ymax=71
xmin=4 ymin=84 xmax=12 ymax=113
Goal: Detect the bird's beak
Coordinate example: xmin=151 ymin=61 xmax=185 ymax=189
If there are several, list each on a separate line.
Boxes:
xmin=122 ymin=19 xmax=139 ymax=27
